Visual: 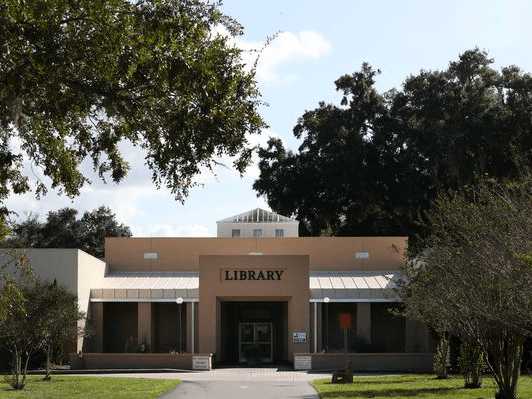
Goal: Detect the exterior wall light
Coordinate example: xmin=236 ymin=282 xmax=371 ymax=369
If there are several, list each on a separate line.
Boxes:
xmin=176 ymin=297 xmax=184 ymax=304
xmin=143 ymin=252 xmax=159 ymax=260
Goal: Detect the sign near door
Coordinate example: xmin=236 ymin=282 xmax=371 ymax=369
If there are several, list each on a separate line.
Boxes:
xmin=292 ymin=331 xmax=307 ymax=344
xmin=192 ymin=355 xmax=212 ymax=370
xmin=339 ymin=313 xmax=352 ymax=329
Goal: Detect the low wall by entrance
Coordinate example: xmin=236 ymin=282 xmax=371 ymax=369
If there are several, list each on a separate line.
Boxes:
xmin=70 ymin=353 xmax=212 ymax=370
xmin=295 ymin=353 xmax=434 ymax=372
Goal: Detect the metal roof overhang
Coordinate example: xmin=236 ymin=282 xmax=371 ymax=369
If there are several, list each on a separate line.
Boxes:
xmin=90 ymin=271 xmax=402 ymax=303
xmin=90 ymin=272 xmax=199 ymax=302
xmin=309 ymin=271 xmax=402 ymax=302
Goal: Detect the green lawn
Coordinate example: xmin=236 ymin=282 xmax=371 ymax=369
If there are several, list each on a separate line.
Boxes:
xmin=0 ymin=375 xmax=180 ymax=399
xmin=312 ymin=374 xmax=532 ymax=399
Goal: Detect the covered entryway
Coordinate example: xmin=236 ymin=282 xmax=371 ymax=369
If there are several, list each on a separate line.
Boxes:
xmin=220 ymin=301 xmax=288 ymax=365
xmin=239 ymin=322 xmax=273 ymax=363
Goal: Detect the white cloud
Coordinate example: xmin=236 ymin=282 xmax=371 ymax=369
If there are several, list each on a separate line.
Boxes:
xmin=215 ymin=27 xmax=331 ymax=84
xmin=131 ymin=223 xmax=211 ymax=237
xmin=249 ymin=31 xmax=332 ymax=83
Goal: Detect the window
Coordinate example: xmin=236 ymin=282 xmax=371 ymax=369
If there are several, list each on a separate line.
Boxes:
xmin=275 ymin=229 xmax=284 ymax=238
xmin=232 ymin=229 xmax=241 ymax=238
xmin=371 ymin=303 xmax=405 ymax=352
xmin=321 ymin=303 xmax=358 ymax=352
xmin=253 ymin=229 xmax=262 ymax=238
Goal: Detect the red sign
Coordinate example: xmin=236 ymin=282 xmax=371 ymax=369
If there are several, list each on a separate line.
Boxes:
xmin=339 ymin=313 xmax=352 ymax=329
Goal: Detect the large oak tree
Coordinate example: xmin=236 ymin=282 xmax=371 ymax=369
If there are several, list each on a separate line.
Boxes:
xmin=0 ymin=0 xmax=264 ymax=226
xmin=1 ymin=206 xmax=131 ymax=259
xmin=254 ymin=50 xmax=532 ymax=243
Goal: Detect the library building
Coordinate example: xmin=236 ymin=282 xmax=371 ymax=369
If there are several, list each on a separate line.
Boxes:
xmin=13 ymin=208 xmax=434 ymax=371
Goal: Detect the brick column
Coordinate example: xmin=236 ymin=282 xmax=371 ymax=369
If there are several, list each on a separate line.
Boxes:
xmin=137 ymin=303 xmax=152 ymax=350
xmin=356 ymin=303 xmax=372 ymax=344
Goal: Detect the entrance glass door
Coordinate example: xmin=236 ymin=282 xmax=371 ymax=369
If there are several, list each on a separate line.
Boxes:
xmin=238 ymin=322 xmax=273 ymax=363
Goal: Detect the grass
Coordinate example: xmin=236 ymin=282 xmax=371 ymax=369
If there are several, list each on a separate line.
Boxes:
xmin=312 ymin=374 xmax=532 ymax=399
xmin=0 ymin=375 xmax=180 ymax=399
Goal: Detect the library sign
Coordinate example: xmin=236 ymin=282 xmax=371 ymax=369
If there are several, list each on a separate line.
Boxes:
xmin=222 ymin=269 xmax=284 ymax=281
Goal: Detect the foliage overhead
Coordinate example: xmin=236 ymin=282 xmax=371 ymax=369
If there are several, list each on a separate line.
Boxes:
xmin=400 ymin=179 xmax=532 ymax=399
xmin=0 ymin=0 xmax=264 ymax=218
xmin=2 ymin=206 xmax=131 ymax=259
xmin=254 ymin=49 xmax=532 ymax=241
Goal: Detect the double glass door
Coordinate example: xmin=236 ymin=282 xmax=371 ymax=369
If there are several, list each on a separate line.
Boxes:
xmin=238 ymin=322 xmax=273 ymax=363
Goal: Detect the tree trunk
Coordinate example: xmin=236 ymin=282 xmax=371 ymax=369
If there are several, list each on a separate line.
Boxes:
xmin=460 ymin=341 xmax=484 ymax=388
xmin=486 ymin=333 xmax=524 ymax=399
xmin=21 ymin=350 xmax=30 ymax=388
xmin=10 ymin=347 xmax=25 ymax=390
xmin=434 ymin=333 xmax=449 ymax=379
xmin=43 ymin=344 xmax=52 ymax=381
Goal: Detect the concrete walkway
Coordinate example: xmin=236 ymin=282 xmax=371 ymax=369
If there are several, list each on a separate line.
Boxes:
xmin=69 ymin=368 xmax=328 ymax=399
xmin=159 ymin=368 xmax=324 ymax=399
xmin=161 ymin=380 xmax=318 ymax=399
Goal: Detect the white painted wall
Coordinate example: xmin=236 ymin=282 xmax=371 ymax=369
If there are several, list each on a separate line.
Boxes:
xmin=0 ymin=248 xmax=106 ymax=351
xmin=216 ymin=221 xmax=299 ymax=238
xmin=0 ymin=248 xmax=79 ymax=291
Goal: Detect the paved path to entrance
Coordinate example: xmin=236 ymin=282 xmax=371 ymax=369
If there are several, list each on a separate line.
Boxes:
xmin=69 ymin=368 xmax=327 ymax=399
xmin=159 ymin=368 xmax=323 ymax=399
xmin=161 ymin=380 xmax=318 ymax=399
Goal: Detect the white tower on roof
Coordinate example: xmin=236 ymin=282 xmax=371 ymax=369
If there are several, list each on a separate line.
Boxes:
xmin=216 ymin=208 xmax=299 ymax=238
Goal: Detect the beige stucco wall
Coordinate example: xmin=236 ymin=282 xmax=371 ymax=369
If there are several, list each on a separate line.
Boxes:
xmin=308 ymin=353 xmax=434 ymax=372
xmin=76 ymin=250 xmax=106 ymax=351
xmin=70 ymin=353 xmax=198 ymax=370
xmin=105 ymin=237 xmax=407 ymax=272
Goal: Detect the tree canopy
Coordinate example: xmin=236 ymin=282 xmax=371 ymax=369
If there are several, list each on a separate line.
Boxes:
xmin=254 ymin=49 xmax=532 ymax=242
xmin=400 ymin=179 xmax=532 ymax=399
xmin=1 ymin=206 xmax=131 ymax=259
xmin=0 ymin=0 xmax=264 ymax=224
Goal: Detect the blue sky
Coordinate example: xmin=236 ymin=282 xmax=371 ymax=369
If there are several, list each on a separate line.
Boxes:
xmin=8 ymin=0 xmax=532 ymax=236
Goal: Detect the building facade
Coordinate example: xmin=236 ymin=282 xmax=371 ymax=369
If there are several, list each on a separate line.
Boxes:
xmin=6 ymin=209 xmax=434 ymax=371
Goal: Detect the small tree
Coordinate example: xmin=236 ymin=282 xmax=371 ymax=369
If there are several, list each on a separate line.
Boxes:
xmin=0 ymin=281 xmax=29 ymax=389
xmin=33 ymin=280 xmax=84 ymax=381
xmin=401 ymin=179 xmax=532 ymax=399
xmin=0 ymin=251 xmax=40 ymax=389
xmin=0 ymin=251 xmax=83 ymax=387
